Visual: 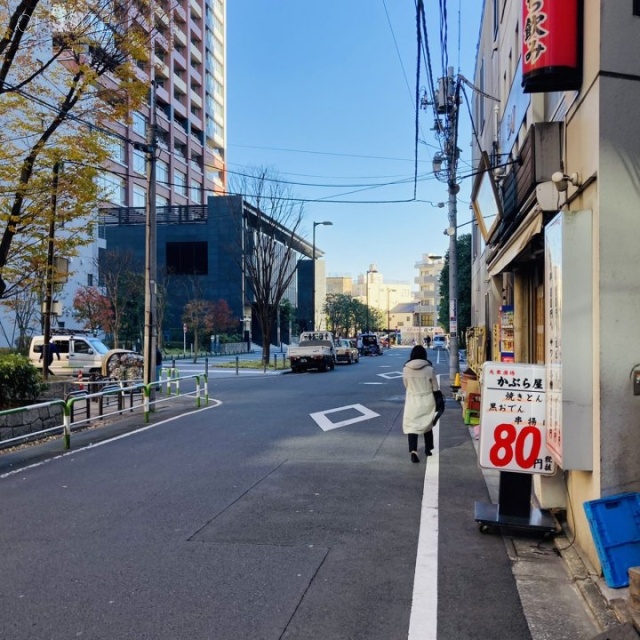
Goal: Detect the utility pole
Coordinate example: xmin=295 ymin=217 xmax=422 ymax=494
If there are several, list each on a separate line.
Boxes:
xmin=143 ymin=81 xmax=158 ymax=392
xmin=439 ymin=66 xmax=461 ymax=387
xmin=449 ymin=69 xmax=461 ymax=386
xmin=42 ymin=161 xmax=61 ymax=381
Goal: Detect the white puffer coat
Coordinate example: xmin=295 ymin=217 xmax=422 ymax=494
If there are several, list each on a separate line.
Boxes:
xmin=402 ymin=359 xmax=439 ymax=434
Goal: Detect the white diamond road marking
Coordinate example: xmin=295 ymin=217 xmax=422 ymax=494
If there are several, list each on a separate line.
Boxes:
xmin=378 ymin=371 xmax=403 ymax=379
xmin=310 ymin=404 xmax=380 ymax=431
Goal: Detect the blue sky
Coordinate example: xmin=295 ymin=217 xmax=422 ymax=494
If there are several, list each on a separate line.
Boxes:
xmin=226 ymin=1 xmax=483 ymax=288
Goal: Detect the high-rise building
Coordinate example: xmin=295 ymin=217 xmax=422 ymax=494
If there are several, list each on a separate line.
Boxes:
xmin=3 ymin=0 xmax=228 ymax=343
xmin=102 ymin=0 xmax=226 ymax=212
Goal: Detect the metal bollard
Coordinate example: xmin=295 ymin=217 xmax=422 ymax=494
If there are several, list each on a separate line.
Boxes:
xmin=236 ymin=355 xmax=239 ymax=375
xmin=273 ymin=354 xmax=277 ymax=370
xmin=205 ymin=356 xmax=209 ymax=378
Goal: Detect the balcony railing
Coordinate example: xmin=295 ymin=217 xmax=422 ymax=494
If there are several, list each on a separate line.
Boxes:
xmin=100 ymin=205 xmax=208 ymax=225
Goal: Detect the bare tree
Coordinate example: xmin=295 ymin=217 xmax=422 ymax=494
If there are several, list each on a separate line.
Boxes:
xmin=155 ymin=267 xmax=173 ymax=351
xmin=99 ymin=249 xmax=143 ymax=348
xmin=181 ymin=275 xmax=208 ymax=362
xmin=229 ymin=168 xmax=305 ymax=370
xmin=0 ymin=287 xmax=39 ymax=351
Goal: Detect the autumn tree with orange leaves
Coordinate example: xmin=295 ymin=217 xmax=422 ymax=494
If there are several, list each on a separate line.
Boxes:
xmin=0 ymin=0 xmax=152 ymax=299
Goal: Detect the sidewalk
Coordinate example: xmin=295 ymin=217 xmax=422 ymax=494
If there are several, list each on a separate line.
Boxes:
xmin=469 ymin=421 xmax=636 ymax=640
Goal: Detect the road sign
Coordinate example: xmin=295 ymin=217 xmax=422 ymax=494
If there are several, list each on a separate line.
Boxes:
xmin=478 ymin=361 xmax=556 ymax=475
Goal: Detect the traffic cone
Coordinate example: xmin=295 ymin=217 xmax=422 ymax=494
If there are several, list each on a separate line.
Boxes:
xmin=77 ymin=370 xmax=84 ymax=391
xmin=453 ymin=372 xmax=461 ymax=388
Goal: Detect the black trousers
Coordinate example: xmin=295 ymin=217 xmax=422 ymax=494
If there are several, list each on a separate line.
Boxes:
xmin=408 ymin=430 xmax=433 ymax=453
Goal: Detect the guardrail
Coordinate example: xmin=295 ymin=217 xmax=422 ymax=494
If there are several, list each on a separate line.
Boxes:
xmin=0 ymin=373 xmax=208 ymax=452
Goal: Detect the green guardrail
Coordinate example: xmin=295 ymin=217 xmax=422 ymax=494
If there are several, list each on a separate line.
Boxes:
xmin=0 ymin=372 xmax=209 ymax=451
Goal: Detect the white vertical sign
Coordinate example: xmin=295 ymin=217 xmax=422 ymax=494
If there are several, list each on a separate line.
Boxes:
xmin=478 ymin=361 xmax=556 ymax=475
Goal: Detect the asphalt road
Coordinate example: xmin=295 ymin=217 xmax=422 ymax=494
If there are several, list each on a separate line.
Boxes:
xmin=0 ymin=347 xmax=535 ymax=640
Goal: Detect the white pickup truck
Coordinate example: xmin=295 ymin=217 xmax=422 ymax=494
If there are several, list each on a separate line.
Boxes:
xmin=287 ymin=331 xmax=336 ymax=373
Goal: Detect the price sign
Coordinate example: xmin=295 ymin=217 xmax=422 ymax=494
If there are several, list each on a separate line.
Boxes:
xmin=478 ymin=362 xmax=556 ymax=475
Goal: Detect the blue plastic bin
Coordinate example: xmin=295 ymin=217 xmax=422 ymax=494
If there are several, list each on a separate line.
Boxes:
xmin=583 ymin=492 xmax=640 ymax=588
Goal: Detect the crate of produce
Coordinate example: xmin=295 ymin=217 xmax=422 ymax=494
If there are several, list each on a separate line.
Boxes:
xmin=583 ymin=492 xmax=640 ymax=588
xmin=463 ymin=408 xmax=480 ymax=425
xmin=467 ymin=393 xmax=481 ymax=412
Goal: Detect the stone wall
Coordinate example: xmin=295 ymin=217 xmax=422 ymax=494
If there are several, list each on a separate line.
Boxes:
xmin=0 ymin=382 xmax=66 ymax=447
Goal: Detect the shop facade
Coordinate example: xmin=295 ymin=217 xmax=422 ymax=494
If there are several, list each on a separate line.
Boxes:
xmin=471 ymin=0 xmax=640 ymax=570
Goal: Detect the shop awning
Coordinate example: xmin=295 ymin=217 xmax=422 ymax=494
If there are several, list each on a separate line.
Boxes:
xmin=487 ymin=208 xmax=543 ymax=276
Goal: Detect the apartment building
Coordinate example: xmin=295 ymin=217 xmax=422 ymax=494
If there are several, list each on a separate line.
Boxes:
xmin=101 ymin=0 xmax=226 ymax=212
xmin=0 ymin=0 xmax=228 ymax=346
xmin=413 ymin=253 xmax=444 ymax=330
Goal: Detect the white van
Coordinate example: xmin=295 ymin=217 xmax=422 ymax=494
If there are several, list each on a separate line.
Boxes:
xmin=29 ymin=334 xmax=112 ymax=375
xmin=432 ymin=335 xmax=448 ymax=350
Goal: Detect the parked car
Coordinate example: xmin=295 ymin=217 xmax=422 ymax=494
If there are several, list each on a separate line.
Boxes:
xmin=432 ymin=335 xmax=447 ymax=350
xmin=334 ymin=338 xmax=360 ymax=364
xmin=359 ymin=333 xmax=382 ymax=356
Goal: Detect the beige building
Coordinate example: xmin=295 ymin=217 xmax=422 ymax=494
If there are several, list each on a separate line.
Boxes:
xmin=352 ymin=265 xmax=413 ymax=330
xmin=413 ymin=253 xmax=444 ymax=331
xmin=471 ymin=0 xmax=640 ymax=573
xmin=326 ymin=276 xmax=353 ymax=296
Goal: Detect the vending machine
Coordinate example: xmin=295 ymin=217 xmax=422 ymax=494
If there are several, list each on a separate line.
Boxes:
xmin=499 ymin=305 xmax=514 ymax=362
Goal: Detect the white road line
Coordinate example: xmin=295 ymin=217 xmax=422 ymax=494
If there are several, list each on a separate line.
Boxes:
xmin=408 ymin=424 xmax=439 ymax=640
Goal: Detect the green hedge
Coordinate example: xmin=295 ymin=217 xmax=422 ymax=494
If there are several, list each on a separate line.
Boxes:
xmin=0 ymin=354 xmax=44 ymax=409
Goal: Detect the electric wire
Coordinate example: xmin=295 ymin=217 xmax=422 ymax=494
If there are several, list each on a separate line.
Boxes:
xmin=0 ymin=39 xmax=450 ymax=209
xmin=439 ymin=0 xmax=449 ymax=78
xmin=382 ymin=0 xmax=416 ymax=115
xmin=225 ymin=162 xmax=416 ymax=180
xmin=228 ymin=142 xmax=429 ymax=164
xmin=461 ymin=82 xmax=483 ymax=155
xmin=418 ymin=1 xmax=446 ymax=159
xmin=413 ymin=0 xmax=422 ymax=198
xmin=457 ymin=0 xmax=461 ymax=74
xmin=418 ymin=3 xmax=438 ymax=110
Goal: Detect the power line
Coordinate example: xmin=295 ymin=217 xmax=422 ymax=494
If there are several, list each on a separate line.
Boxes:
xmin=225 ymin=162 xmax=414 ymax=181
xmin=229 ymin=142 xmax=429 ymax=164
xmin=413 ymin=0 xmax=423 ymax=198
xmin=382 ymin=0 xmax=415 ymax=114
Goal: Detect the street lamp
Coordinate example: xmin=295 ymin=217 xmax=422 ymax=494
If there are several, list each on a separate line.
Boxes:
xmin=366 ymin=267 xmax=377 ymax=332
xmin=312 ymin=221 xmax=333 ymax=331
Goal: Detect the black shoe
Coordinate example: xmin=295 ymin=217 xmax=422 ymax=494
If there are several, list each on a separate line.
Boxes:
xmin=426 ymin=450 xmax=433 ymax=457
xmin=410 ymin=452 xmax=420 ymax=463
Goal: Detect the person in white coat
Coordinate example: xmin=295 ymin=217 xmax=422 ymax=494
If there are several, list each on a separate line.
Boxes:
xmin=402 ymin=344 xmax=439 ymax=463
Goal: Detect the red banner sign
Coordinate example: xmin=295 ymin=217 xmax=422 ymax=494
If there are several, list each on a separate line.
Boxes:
xmin=522 ymin=0 xmax=582 ymax=93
